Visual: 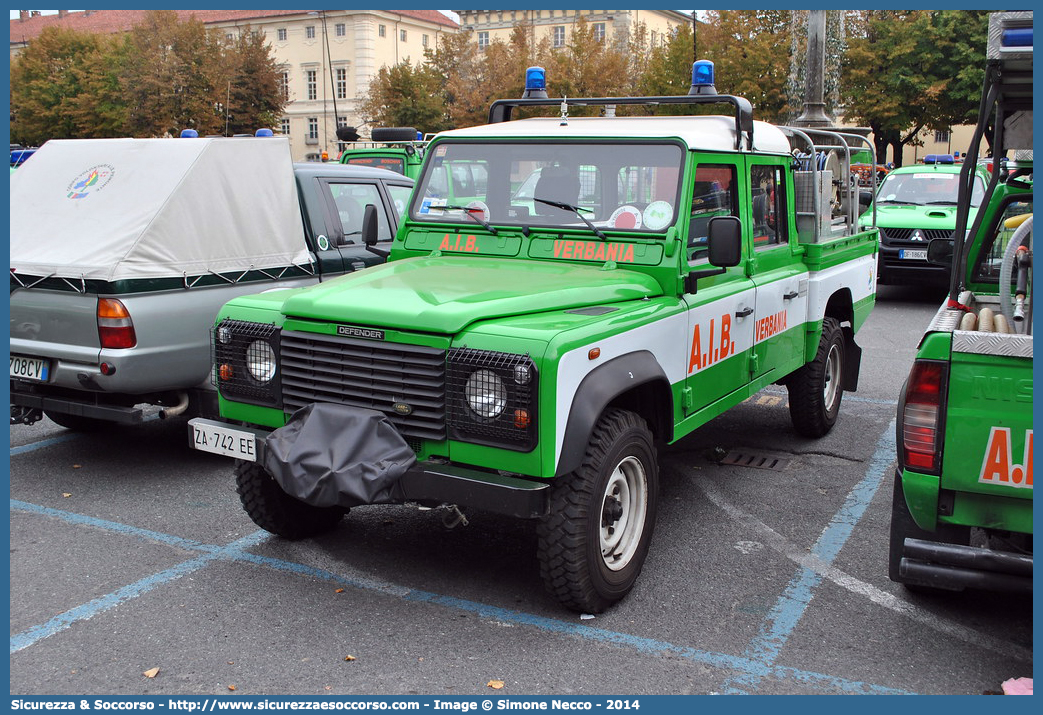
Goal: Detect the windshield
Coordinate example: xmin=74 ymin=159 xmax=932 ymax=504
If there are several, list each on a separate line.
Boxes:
xmin=411 ymin=141 xmax=684 ymax=234
xmin=876 ymin=170 xmax=985 ymax=208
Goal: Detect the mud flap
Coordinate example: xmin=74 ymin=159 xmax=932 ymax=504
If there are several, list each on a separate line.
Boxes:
xmin=262 ymin=403 xmax=417 ymax=508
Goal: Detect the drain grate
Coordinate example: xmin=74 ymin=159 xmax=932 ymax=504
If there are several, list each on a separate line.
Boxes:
xmin=720 ymin=450 xmax=791 ymax=471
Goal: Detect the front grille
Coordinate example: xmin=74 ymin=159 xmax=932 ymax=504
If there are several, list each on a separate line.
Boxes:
xmin=280 ymin=330 xmax=446 ymax=441
xmin=881 ymin=227 xmax=954 ymax=243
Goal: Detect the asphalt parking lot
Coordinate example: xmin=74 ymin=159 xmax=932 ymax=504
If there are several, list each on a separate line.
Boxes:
xmin=8 ymin=285 xmax=1033 ymax=697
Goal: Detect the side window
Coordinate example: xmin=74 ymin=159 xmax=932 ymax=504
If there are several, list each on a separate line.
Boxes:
xmin=751 ymin=164 xmax=786 ymax=248
xmin=973 ymin=197 xmax=1033 ymax=282
xmin=327 ymin=182 xmax=392 ymax=243
xmin=387 ymin=184 xmax=413 ymax=219
xmin=689 ymin=164 xmax=738 ymax=264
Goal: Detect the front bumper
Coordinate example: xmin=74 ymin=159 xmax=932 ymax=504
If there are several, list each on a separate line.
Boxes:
xmin=188 ymin=417 xmax=549 ymax=519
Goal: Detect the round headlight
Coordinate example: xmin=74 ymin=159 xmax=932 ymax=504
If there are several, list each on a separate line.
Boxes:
xmin=245 ymin=340 xmax=277 ymax=383
xmin=465 ymin=368 xmax=507 ymax=419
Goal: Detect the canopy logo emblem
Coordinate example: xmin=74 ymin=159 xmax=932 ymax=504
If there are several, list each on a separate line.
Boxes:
xmin=67 ymin=164 xmax=115 ymax=199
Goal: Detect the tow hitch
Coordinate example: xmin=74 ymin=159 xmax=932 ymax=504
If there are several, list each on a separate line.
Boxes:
xmin=11 ymin=405 xmax=43 ymax=426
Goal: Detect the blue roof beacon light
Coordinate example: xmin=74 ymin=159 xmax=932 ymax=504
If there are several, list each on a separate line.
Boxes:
xmin=688 ymin=60 xmax=717 ymax=96
xmin=255 ymin=128 xmax=274 ymax=137
xmin=523 ymin=66 xmax=548 ymax=99
xmin=1002 ymin=26 xmax=1033 ymax=48
xmin=179 ymin=128 xmax=199 ymax=138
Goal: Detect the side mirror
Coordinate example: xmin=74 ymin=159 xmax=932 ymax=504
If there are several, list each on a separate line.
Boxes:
xmin=707 ymin=216 xmax=742 ymax=267
xmin=686 ymin=216 xmax=742 ymax=293
xmin=926 ymin=237 xmax=954 ymax=266
xmin=362 ymin=204 xmax=388 ymax=258
xmin=858 ymin=189 xmax=874 ymax=211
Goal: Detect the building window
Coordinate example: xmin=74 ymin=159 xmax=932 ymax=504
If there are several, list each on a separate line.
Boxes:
xmin=306 ymin=69 xmax=317 ymax=101
xmin=335 ymin=23 xmax=346 ymax=37
xmin=935 ymin=130 xmax=951 ymax=143
xmin=335 ymin=68 xmax=347 ymax=100
xmin=337 ymin=116 xmax=347 ymax=129
xmin=307 ymin=117 xmax=319 ymax=142
xmin=277 ymin=28 xmax=287 ymax=41
xmin=225 ymin=33 xmax=234 ymax=41
xmin=477 ymin=31 xmax=489 ymax=49
xmin=400 ymin=29 xmax=407 ymax=42
xmin=553 ymin=26 xmax=565 ymax=48
xmin=593 ymin=23 xmax=605 ymax=43
xmin=651 ymin=31 xmax=657 ymax=47
xmin=378 ymin=24 xmax=386 ymax=38
xmin=422 ymin=34 xmax=429 ymax=48
xmin=280 ymin=118 xmax=290 ymax=136
xmin=306 ymin=25 xmax=316 ymax=40
xmin=280 ymin=72 xmax=290 ymax=101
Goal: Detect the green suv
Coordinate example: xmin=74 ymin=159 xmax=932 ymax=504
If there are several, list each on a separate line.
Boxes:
xmin=865 ymin=156 xmax=989 ymax=285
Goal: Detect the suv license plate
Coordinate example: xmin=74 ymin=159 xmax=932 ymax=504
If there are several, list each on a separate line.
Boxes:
xmin=189 ymin=418 xmax=260 ymax=461
xmin=899 ymin=249 xmax=927 ymax=260
xmin=10 ymin=355 xmax=49 ymax=382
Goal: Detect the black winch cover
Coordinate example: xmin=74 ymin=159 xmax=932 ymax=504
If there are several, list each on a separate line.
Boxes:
xmin=262 ymin=403 xmax=417 ymax=508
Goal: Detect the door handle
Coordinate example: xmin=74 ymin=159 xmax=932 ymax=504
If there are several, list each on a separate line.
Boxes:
xmin=783 ymin=291 xmax=799 ymax=300
xmin=735 ymin=306 xmax=753 ymax=318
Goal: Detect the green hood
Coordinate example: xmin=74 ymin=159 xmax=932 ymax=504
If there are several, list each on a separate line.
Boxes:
xmin=867 ymin=203 xmax=969 ymax=229
xmin=280 ymin=256 xmax=663 ymax=334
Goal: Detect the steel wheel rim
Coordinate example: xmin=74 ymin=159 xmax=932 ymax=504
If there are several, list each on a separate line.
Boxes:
xmin=824 ymin=343 xmax=841 ymax=410
xmin=599 ymin=455 xmax=648 ymax=572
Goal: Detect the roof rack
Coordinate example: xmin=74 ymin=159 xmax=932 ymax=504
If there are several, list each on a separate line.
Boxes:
xmin=487 ymin=94 xmax=755 ymax=152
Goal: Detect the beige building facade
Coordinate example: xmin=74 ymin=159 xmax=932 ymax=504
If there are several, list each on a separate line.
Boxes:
xmin=10 ymin=9 xmax=457 ymax=161
xmin=453 ymin=9 xmax=691 ymax=51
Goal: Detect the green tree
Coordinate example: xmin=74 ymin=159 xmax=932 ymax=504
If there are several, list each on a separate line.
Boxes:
xmin=10 ymin=26 xmax=126 ymax=144
xmin=220 ymin=26 xmax=286 ymax=135
xmin=697 ymin=10 xmax=792 ymax=123
xmin=842 ymin=10 xmax=988 ymax=165
xmin=118 ymin=10 xmax=226 ymax=137
xmin=359 ymin=60 xmax=451 ymax=132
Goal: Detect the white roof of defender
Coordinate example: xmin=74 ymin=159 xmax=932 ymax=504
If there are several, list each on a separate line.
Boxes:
xmin=10 ymin=136 xmax=312 ymax=282
xmin=434 ymin=115 xmax=793 ymax=155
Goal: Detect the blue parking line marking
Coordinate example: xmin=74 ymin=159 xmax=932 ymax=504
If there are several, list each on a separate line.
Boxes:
xmin=10 ymin=433 xmax=80 ymax=455
xmin=10 ymin=495 xmax=912 ymax=694
xmin=721 ymin=419 xmax=897 ymax=694
xmin=9 ymin=529 xmax=268 ymax=654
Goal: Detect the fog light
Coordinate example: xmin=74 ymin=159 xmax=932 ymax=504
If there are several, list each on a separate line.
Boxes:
xmin=100 ymin=362 xmax=116 ymax=376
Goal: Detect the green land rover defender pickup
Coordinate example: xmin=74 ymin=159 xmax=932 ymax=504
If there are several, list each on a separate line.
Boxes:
xmin=889 ymin=11 xmax=1033 ymax=594
xmin=190 ymin=62 xmax=880 ymax=612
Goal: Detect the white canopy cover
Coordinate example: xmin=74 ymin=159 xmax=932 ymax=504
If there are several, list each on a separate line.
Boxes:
xmin=10 ymin=137 xmax=311 ymax=282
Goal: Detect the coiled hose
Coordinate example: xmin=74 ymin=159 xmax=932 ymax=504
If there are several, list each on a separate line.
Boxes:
xmin=999 ymin=214 xmax=1032 ymax=335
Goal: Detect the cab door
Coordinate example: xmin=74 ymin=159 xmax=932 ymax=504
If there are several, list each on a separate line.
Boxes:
xmin=683 ymin=160 xmax=756 ymax=415
xmin=747 ymin=160 xmax=808 ymax=381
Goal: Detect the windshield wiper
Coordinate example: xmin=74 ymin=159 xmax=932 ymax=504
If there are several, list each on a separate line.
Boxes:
xmin=877 ymin=199 xmax=918 ymax=205
xmin=926 ymin=200 xmax=957 ymax=205
xmin=533 ymin=198 xmax=607 ymax=241
xmin=438 ymin=205 xmax=498 ymax=235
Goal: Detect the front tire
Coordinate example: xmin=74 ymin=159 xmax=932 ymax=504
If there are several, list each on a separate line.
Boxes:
xmin=787 ymin=317 xmax=845 ymax=437
xmin=235 ymin=461 xmax=346 ymax=539
xmin=536 ymin=409 xmax=658 ymax=613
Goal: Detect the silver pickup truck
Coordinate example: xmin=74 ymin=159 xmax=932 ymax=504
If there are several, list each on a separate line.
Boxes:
xmin=10 ymin=136 xmax=412 ymax=430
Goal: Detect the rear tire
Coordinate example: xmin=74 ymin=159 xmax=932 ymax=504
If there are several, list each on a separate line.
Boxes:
xmin=787 ymin=317 xmax=845 ymax=437
xmin=235 ymin=461 xmax=346 ymax=539
xmin=44 ymin=410 xmax=107 ymax=432
xmin=536 ymin=409 xmax=658 ymax=613
xmin=888 ymin=472 xmax=964 ymax=593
